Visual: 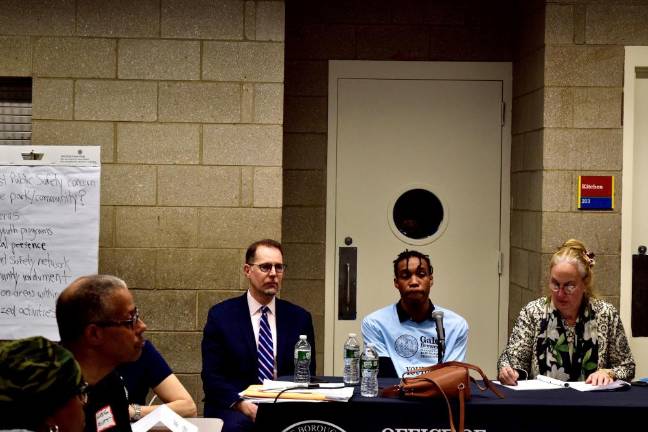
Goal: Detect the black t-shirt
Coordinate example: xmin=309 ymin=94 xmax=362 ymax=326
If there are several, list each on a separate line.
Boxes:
xmin=85 ymin=371 xmax=132 ymax=432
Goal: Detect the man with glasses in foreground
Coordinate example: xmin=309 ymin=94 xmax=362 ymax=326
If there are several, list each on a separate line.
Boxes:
xmin=202 ymin=239 xmax=316 ymax=432
xmin=57 ymin=274 xmax=147 ymax=432
xmin=362 ymin=249 xmax=468 ymax=377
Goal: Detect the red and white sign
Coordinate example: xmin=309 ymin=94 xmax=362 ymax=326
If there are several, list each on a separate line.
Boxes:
xmin=580 ymin=176 xmax=612 ymax=197
xmin=578 ymin=175 xmax=614 ymax=210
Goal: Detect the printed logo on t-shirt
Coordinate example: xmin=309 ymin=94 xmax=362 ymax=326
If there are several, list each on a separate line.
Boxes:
xmin=95 ymin=405 xmax=117 ymax=432
xmin=394 ymin=334 xmax=418 ymax=358
xmin=418 ymin=335 xmax=439 ymax=360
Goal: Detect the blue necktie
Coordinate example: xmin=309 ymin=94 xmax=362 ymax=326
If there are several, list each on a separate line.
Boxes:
xmin=257 ymin=306 xmax=274 ymax=383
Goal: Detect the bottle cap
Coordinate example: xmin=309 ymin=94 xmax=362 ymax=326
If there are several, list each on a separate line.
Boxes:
xmin=348 ymin=333 xmax=356 ymax=337
xmin=299 ymin=335 xmax=307 ymax=339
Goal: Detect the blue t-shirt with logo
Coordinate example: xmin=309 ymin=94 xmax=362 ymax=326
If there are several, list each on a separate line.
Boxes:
xmin=361 ymin=302 xmax=468 ymax=377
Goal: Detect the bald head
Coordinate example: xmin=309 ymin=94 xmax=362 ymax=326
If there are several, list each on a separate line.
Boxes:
xmin=56 ymin=275 xmax=127 ymax=344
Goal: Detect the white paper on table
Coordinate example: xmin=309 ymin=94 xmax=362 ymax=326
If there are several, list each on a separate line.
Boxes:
xmin=131 ymin=405 xmax=198 ymax=432
xmin=494 ymin=379 xmax=568 ymax=390
xmin=567 ymin=380 xmax=630 ymax=392
xmin=260 ymin=379 xmax=345 ymax=391
xmin=239 ymin=379 xmax=354 ymax=402
xmin=243 ymin=397 xmax=325 ymax=404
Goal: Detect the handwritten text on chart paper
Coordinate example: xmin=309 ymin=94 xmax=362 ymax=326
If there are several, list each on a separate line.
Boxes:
xmin=0 ymin=164 xmax=100 ymax=339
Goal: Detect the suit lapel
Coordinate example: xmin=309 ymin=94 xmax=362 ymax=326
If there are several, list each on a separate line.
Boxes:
xmin=236 ymin=293 xmax=257 ymax=358
xmin=275 ymin=299 xmax=289 ymax=371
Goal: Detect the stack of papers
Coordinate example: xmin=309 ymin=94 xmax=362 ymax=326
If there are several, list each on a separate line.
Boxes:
xmin=239 ymin=380 xmax=354 ymax=403
xmin=495 ymin=375 xmax=630 ymax=392
xmin=568 ymin=380 xmax=630 ymax=392
xmin=494 ymin=379 xmax=564 ymax=391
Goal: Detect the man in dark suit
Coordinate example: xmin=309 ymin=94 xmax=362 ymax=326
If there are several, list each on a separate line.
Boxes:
xmin=201 ymin=239 xmax=316 ymax=431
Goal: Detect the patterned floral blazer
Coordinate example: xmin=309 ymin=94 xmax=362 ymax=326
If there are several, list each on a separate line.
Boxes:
xmin=497 ymin=297 xmax=635 ymax=381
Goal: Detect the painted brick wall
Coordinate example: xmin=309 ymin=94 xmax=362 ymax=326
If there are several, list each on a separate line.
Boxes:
xmin=282 ymin=0 xmax=638 ymax=350
xmin=510 ymin=0 xmax=546 ymax=330
xmin=282 ymin=0 xmax=515 ymax=372
xmin=539 ymin=1 xmax=628 ymax=312
xmin=0 ymin=0 xmax=286 ymax=414
xmin=3 ymin=0 xmax=641 ymax=412
xmin=509 ymin=0 xmax=648 ymax=332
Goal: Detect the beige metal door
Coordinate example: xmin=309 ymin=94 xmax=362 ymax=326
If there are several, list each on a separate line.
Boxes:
xmin=325 ymin=61 xmax=511 ymax=377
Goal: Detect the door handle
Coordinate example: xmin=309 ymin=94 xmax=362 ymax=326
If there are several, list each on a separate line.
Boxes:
xmin=345 ymin=263 xmax=351 ymax=312
xmin=338 ymin=246 xmax=357 ymax=320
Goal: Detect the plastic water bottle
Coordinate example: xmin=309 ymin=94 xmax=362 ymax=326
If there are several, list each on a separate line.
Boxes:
xmin=343 ymin=333 xmax=360 ymax=384
xmin=360 ymin=343 xmax=379 ymax=397
xmin=294 ymin=334 xmax=311 ymax=383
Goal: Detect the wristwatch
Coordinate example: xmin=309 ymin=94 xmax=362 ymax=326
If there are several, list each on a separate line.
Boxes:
xmin=131 ymin=404 xmax=142 ymax=421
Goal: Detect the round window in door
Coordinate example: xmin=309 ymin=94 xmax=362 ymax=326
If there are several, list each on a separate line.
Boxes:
xmin=389 ymin=187 xmax=448 ymax=245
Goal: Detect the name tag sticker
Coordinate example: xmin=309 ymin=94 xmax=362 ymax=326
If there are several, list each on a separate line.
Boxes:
xmin=96 ymin=405 xmax=117 ymax=432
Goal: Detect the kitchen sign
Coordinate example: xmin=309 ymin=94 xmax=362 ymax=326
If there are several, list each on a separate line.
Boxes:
xmin=578 ymin=175 xmax=614 ymax=210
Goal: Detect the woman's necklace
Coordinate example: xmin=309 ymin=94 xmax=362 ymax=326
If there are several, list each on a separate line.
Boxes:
xmin=562 ymin=319 xmax=576 ymax=345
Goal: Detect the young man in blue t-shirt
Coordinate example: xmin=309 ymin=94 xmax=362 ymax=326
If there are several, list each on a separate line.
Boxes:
xmin=361 ymin=250 xmax=469 ymax=377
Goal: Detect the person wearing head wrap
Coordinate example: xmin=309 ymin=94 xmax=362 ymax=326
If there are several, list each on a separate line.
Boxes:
xmin=0 ymin=336 xmax=87 ymax=432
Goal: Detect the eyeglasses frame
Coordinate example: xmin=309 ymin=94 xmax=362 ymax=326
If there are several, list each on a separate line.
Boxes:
xmin=77 ymin=381 xmax=89 ymax=405
xmin=248 ymin=262 xmax=287 ymax=274
xmin=91 ymin=307 xmax=140 ymax=329
xmin=549 ymin=281 xmax=578 ymax=295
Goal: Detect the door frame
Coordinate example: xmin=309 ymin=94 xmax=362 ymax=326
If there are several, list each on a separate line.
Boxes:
xmin=621 ymin=46 xmax=648 ymax=376
xmin=324 ymin=61 xmax=513 ymax=374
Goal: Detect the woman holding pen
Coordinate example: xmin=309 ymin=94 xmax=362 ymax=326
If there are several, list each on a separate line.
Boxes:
xmin=497 ymin=239 xmax=635 ymax=386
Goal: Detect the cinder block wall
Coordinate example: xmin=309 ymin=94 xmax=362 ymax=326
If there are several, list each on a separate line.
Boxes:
xmin=282 ymin=0 xmax=642 ymax=343
xmin=510 ymin=1 xmax=546 ymax=329
xmin=0 ymin=0 xmax=286 ymax=413
xmin=282 ymin=0 xmax=515 ymax=372
xmin=509 ymin=0 xmax=645 ymax=332
xmin=538 ymin=1 xmax=627 ymax=309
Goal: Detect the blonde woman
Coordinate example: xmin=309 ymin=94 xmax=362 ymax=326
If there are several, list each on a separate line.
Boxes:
xmin=497 ymin=239 xmax=635 ymax=385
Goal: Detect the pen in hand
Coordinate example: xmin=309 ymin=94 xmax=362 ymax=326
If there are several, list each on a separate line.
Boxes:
xmin=501 ymin=353 xmax=520 ymax=386
xmin=501 ymin=366 xmax=519 ymax=386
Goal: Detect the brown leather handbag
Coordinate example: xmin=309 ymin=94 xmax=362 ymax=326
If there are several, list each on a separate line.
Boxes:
xmin=381 ymin=361 xmax=504 ymax=432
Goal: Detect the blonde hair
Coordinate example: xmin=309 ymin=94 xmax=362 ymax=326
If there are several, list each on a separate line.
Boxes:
xmin=549 ymin=239 xmax=596 ymax=298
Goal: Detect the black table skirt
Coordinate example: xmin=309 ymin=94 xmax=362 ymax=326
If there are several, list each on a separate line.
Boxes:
xmin=255 ymin=378 xmax=648 ymax=432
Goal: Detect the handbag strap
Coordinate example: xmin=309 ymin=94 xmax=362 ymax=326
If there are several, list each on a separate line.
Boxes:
xmin=384 ymin=361 xmax=505 ymax=399
xmin=380 ymin=384 xmax=401 ymax=397
xmin=436 ymin=361 xmax=505 ymax=399
xmin=422 ymin=376 xmax=465 ymax=432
